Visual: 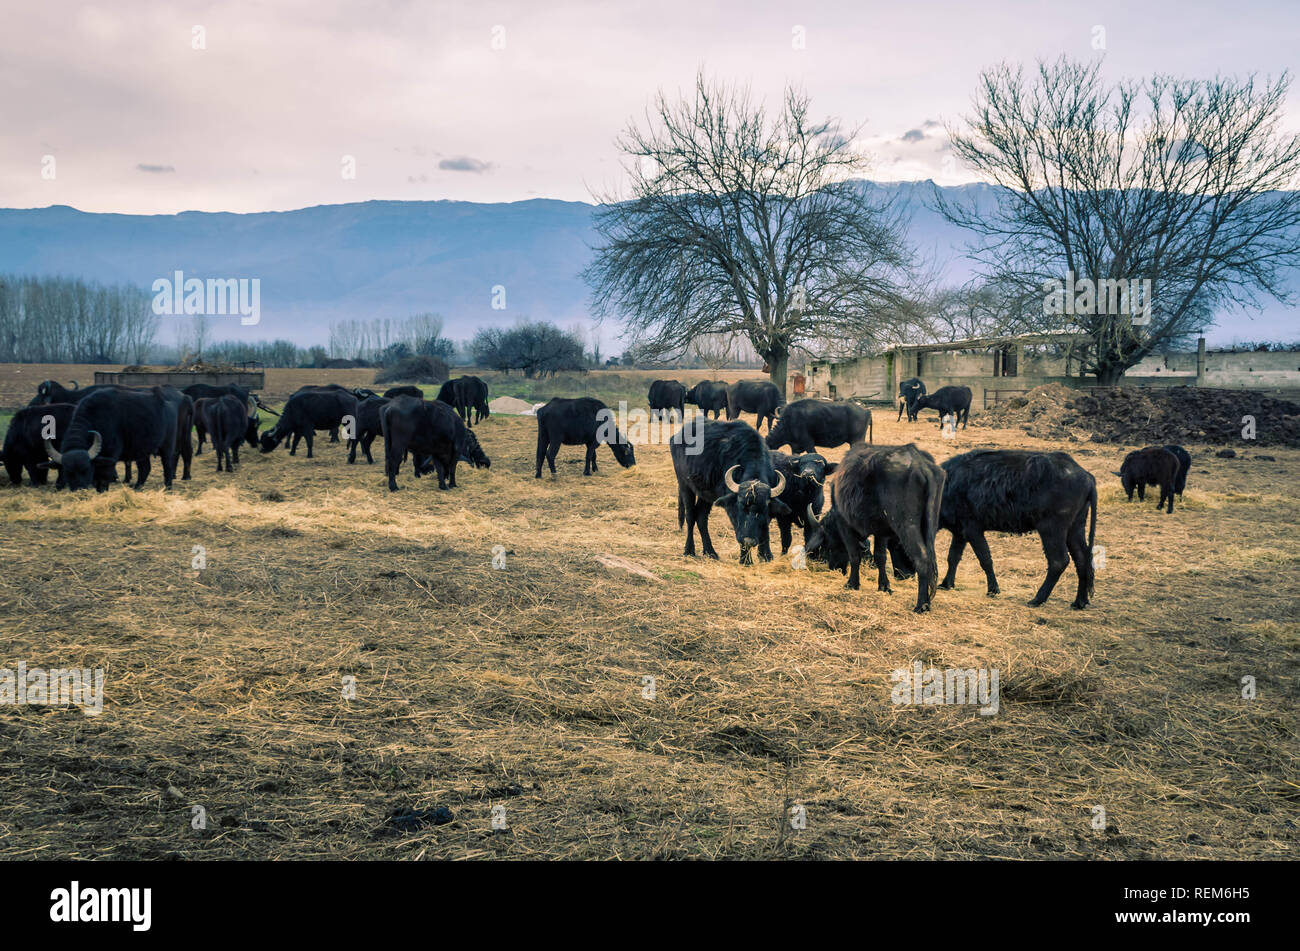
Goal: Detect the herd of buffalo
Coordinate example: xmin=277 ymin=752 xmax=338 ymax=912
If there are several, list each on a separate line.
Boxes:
xmin=3 ymin=372 xmax=1195 ymax=612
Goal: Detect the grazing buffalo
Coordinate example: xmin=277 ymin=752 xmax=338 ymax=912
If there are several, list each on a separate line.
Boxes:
xmin=804 ymin=444 xmax=945 ymax=612
xmin=194 ymin=395 xmax=250 ymax=472
xmin=939 ymin=450 xmax=1097 ymax=608
xmin=45 ymin=386 xmax=180 ymax=491
xmin=260 ymin=387 xmax=358 ymax=458
xmin=897 ymin=377 xmax=926 ymax=422
xmin=648 ymin=380 xmax=687 ymax=422
xmin=383 ymin=385 xmax=423 ymax=399
xmin=2 ymin=403 xmax=75 ymax=485
xmin=671 ymin=418 xmax=788 ymax=565
xmin=685 ymin=380 xmax=728 ymax=420
xmin=913 ymin=385 xmax=972 ymax=429
xmin=348 ymin=395 xmax=390 ymax=464
xmin=769 ymin=452 xmax=837 ymax=554
xmin=766 ymin=398 xmax=872 ymax=453
xmin=381 ymin=396 xmax=490 ymax=491
xmin=1119 ymin=446 xmax=1180 ymax=513
xmin=534 ymin=397 xmax=635 ymax=478
xmin=437 ymin=376 xmax=490 ymax=427
xmin=725 ymin=380 xmax=784 ymax=433
xmin=1163 ymin=444 xmax=1191 ymax=497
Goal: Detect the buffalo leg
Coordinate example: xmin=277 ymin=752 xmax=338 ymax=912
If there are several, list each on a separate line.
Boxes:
xmin=874 ymin=534 xmax=891 ymax=593
xmin=1066 ymin=519 xmax=1093 ymax=610
xmin=893 ymin=524 xmax=935 ymax=613
xmin=304 ymin=431 xmax=314 ymax=459
xmin=134 ymin=456 xmax=151 ymax=489
xmin=583 ymin=442 xmax=595 ymax=476
xmin=385 ymin=438 xmax=402 ymax=491
xmin=1029 ymin=524 xmax=1070 ymax=607
xmin=695 ymin=499 xmax=719 ymax=559
xmin=681 ymin=487 xmax=698 ymax=557
xmin=940 ymin=531 xmax=966 ymax=589
xmin=966 ymin=528 xmax=1000 ymax=596
xmin=778 ymin=518 xmax=793 ymax=555
xmin=546 ymin=439 xmax=561 ymax=477
xmin=1136 ymin=484 xmax=1145 ymax=501
xmin=289 ymin=432 xmax=300 ymax=455
xmin=362 ymin=435 xmax=375 ymax=464
xmin=329 ymin=427 xmax=339 ymax=443
xmin=535 ymin=428 xmax=547 ymax=478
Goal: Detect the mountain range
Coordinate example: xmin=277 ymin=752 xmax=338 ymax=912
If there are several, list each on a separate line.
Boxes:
xmin=0 ymin=182 xmax=1293 ymax=349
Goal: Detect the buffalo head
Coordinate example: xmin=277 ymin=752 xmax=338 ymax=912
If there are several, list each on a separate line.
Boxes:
xmin=719 ymin=465 xmax=788 ymax=564
xmin=45 ymin=430 xmax=101 ymax=491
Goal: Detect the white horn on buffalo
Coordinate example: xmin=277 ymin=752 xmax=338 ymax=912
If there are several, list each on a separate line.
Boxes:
xmin=724 ymin=465 xmax=741 ymax=493
xmin=87 ymin=431 xmax=102 ymax=460
xmin=770 ymin=469 xmax=786 ymax=497
xmin=43 ymin=439 xmax=62 ymax=464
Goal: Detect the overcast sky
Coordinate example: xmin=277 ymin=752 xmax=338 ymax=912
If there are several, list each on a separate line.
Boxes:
xmin=2 ymin=0 xmax=1297 ymax=215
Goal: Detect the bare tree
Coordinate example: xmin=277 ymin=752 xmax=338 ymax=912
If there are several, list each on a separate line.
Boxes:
xmin=940 ymin=57 xmax=1300 ymax=383
xmin=585 ymin=74 xmax=917 ymax=396
xmin=691 ymin=332 xmax=736 ymax=376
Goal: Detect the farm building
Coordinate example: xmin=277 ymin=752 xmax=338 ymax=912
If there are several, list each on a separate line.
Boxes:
xmin=800 ymin=333 xmax=1300 ymax=409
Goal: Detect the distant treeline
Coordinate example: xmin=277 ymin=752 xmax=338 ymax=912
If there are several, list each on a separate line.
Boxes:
xmin=0 ymin=274 xmax=157 ymax=364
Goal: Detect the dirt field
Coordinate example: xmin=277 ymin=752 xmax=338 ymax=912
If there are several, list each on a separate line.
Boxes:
xmin=0 ymin=367 xmax=1296 ymax=859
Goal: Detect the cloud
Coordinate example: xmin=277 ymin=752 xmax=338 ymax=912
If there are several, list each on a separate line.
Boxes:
xmin=922 ymin=118 xmax=941 ymax=129
xmin=136 ymin=163 xmax=176 ymax=173
xmin=438 ymin=156 xmax=492 ymax=173
xmin=900 ymin=129 xmax=927 ymax=143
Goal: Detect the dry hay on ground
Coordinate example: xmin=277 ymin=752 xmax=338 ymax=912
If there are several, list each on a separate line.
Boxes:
xmin=0 ymin=395 xmax=1296 ymax=859
xmin=979 ymin=383 xmax=1300 ymax=447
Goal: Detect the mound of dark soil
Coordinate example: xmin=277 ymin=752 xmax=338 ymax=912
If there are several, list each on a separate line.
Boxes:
xmin=979 ymin=383 xmax=1300 ymax=447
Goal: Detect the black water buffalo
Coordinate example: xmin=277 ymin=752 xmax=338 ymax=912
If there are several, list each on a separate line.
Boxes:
xmin=938 ymin=450 xmax=1097 ymax=608
xmin=534 ymin=397 xmax=635 ymax=478
xmin=45 ymin=386 xmax=180 ymax=491
xmin=913 ymin=385 xmax=972 ymax=429
xmin=648 ymin=380 xmax=687 ymax=422
xmin=287 ymin=385 xmax=373 ymax=441
xmin=436 ymin=376 xmax=490 ymax=427
xmin=1119 ymin=446 xmax=1180 ymax=513
xmin=1163 ymin=444 xmax=1191 ymax=497
xmin=725 ymin=380 xmax=783 ymax=433
xmin=897 ymin=377 xmax=926 ymax=422
xmin=260 ymin=387 xmax=358 ymax=458
xmin=381 ymin=396 xmax=490 ymax=491
xmin=194 ymin=395 xmax=249 ymax=473
xmin=766 ymin=398 xmax=872 ymax=453
xmin=685 ymin=380 xmax=728 ymax=419
xmin=29 ymin=380 xmax=113 ymax=406
xmin=116 ymin=385 xmax=194 ymax=485
xmin=348 ymin=395 xmax=390 ymax=464
xmin=804 ymin=444 xmax=945 ymax=612
xmin=2 ymin=403 xmax=75 ymax=485
xmin=769 ymin=452 xmax=837 ymax=554
xmin=193 ymin=392 xmax=259 ymax=454
xmin=671 ymin=418 xmax=789 ymax=565
xmin=383 ymin=385 xmax=423 ymax=399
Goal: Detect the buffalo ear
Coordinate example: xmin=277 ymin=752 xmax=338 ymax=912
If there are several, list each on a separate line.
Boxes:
xmin=822 ymin=461 xmax=838 ymax=476
xmin=769 ymin=499 xmax=792 ymax=517
xmin=715 ymin=492 xmax=736 ymax=507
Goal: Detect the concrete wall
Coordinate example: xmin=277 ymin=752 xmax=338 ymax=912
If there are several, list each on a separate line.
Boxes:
xmin=801 ymin=347 xmax=1300 ymax=411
